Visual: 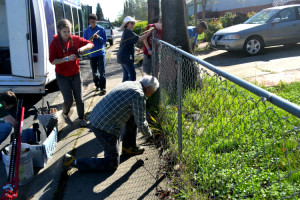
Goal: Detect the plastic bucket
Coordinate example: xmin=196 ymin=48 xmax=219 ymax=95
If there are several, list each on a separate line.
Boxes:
xmin=1 ymin=143 xmax=34 ymax=185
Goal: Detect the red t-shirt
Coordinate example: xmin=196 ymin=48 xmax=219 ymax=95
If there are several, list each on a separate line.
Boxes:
xmin=142 ymin=24 xmax=162 ymax=56
xmin=49 ymin=35 xmax=93 ymax=77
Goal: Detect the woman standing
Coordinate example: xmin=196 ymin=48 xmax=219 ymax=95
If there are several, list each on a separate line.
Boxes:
xmin=49 ymin=19 xmax=94 ymax=127
xmin=117 ymin=16 xmax=153 ymax=82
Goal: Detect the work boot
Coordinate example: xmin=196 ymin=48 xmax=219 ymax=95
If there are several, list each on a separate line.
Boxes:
xmin=62 ymin=153 xmax=76 ymax=170
xmin=122 ymin=146 xmax=145 ymax=156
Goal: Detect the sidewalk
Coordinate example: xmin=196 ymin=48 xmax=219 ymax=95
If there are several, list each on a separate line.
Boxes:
xmin=0 ymin=42 xmax=166 ymax=199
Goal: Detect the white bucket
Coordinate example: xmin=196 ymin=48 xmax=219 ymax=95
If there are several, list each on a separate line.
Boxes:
xmin=1 ymin=143 xmax=34 ymax=185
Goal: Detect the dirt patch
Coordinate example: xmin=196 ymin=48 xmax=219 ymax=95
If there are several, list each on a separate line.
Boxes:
xmin=246 ymin=69 xmax=300 ymax=87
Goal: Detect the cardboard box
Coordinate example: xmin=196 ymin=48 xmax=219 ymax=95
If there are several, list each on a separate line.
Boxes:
xmin=30 ymin=127 xmax=57 ymax=168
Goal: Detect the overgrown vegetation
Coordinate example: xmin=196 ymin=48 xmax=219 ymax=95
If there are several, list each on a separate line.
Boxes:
xmin=158 ymin=77 xmax=300 ymax=199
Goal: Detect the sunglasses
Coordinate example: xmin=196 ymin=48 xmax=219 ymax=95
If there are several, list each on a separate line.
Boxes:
xmin=129 ymin=22 xmax=135 ymax=25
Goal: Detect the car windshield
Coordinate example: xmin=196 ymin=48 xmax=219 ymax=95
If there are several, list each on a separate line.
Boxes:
xmin=244 ymin=9 xmax=278 ymax=24
xmin=97 ymin=21 xmax=111 ymax=29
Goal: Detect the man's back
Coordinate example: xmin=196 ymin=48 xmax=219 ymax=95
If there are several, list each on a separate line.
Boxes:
xmin=89 ymin=81 xmax=145 ymax=134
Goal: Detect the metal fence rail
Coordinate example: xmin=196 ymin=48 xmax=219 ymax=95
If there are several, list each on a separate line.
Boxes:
xmin=152 ymin=37 xmax=300 ymax=199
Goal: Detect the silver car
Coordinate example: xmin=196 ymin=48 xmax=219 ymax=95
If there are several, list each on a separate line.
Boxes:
xmin=211 ymin=4 xmax=300 ymax=55
xmin=97 ymin=21 xmax=115 ymax=46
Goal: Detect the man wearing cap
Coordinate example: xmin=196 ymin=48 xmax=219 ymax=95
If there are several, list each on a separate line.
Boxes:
xmin=117 ymin=16 xmax=154 ymax=82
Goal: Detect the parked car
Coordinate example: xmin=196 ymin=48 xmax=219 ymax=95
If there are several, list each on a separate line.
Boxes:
xmin=96 ymin=20 xmax=115 ymax=46
xmin=211 ymin=4 xmax=300 ymax=55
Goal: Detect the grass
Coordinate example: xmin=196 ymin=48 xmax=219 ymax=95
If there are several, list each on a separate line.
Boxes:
xmin=158 ymin=76 xmax=300 ymax=199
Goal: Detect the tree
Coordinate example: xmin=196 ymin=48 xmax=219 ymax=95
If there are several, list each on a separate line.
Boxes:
xmin=194 ymin=0 xmax=198 ymax=25
xmin=120 ymin=0 xmax=148 ymax=21
xmin=96 ymin=3 xmax=104 ymax=20
xmin=161 ymin=0 xmax=199 ymax=95
xmin=162 ymin=0 xmax=190 ymax=52
xmin=148 ymin=0 xmax=159 ymax=24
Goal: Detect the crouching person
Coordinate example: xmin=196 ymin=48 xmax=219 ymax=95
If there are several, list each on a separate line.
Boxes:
xmin=0 ymin=91 xmax=17 ymax=145
xmin=63 ymin=75 xmax=159 ymax=172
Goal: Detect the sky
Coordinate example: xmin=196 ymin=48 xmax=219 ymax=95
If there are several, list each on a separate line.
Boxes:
xmin=80 ymin=0 xmax=127 ymax=21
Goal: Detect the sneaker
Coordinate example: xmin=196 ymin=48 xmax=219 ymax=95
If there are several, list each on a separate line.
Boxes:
xmin=62 ymin=153 xmax=76 ymax=170
xmin=62 ymin=112 xmax=73 ymax=124
xmin=122 ymin=146 xmax=145 ymax=156
xmin=62 ymin=113 xmax=68 ymax=119
xmin=80 ymin=119 xmax=87 ymax=127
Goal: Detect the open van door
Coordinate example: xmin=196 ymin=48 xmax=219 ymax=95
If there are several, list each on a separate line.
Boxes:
xmin=5 ymin=0 xmax=33 ymax=78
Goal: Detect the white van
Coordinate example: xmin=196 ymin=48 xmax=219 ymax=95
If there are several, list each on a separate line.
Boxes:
xmin=0 ymin=0 xmax=88 ymax=94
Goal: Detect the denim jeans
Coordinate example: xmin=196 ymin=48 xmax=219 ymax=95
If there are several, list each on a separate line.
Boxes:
xmin=121 ymin=63 xmax=136 ymax=82
xmin=0 ymin=121 xmax=12 ymax=144
xmin=90 ymin=56 xmax=106 ymax=90
xmin=76 ymin=116 xmax=137 ymax=172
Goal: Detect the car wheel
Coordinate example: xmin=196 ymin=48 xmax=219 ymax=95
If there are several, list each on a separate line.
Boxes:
xmin=243 ymin=36 xmax=264 ymax=56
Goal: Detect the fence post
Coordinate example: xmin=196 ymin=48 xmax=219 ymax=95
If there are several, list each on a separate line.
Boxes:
xmin=176 ymin=46 xmax=183 ymax=155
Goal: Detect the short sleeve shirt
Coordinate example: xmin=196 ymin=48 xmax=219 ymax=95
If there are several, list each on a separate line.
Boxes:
xmin=117 ymin=29 xmax=139 ymax=64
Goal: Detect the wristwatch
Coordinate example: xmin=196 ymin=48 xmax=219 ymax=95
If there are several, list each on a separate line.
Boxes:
xmin=65 ymin=56 xmax=69 ymax=62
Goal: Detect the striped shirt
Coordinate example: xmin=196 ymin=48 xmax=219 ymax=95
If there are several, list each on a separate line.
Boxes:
xmin=89 ymin=81 xmax=152 ymax=138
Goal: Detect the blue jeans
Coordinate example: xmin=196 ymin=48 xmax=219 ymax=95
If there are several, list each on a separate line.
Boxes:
xmin=0 ymin=121 xmax=12 ymax=144
xmin=76 ymin=116 xmax=137 ymax=172
xmin=90 ymin=56 xmax=106 ymax=90
xmin=121 ymin=63 xmax=136 ymax=82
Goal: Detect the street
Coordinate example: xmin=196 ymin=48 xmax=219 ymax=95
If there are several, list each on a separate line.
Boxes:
xmin=195 ymin=43 xmax=300 ymax=86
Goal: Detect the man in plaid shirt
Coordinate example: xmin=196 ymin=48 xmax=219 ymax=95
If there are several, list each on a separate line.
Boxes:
xmin=63 ymin=75 xmax=159 ymax=172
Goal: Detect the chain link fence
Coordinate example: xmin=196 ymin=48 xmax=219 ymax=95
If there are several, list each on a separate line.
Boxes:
xmin=151 ymin=37 xmax=300 ymax=199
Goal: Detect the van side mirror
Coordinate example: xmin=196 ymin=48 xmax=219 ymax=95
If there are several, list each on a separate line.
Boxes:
xmin=272 ymin=18 xmax=280 ymax=24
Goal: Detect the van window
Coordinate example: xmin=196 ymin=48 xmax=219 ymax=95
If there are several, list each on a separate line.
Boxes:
xmin=72 ymin=7 xmax=79 ymax=35
xmin=78 ymin=10 xmax=83 ymax=36
xmin=64 ymin=4 xmax=73 ymax=30
xmin=53 ymin=0 xmax=64 ymax=24
xmin=30 ymin=0 xmax=38 ymax=53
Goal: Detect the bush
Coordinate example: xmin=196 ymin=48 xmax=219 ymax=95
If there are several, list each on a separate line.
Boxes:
xmin=247 ymin=11 xmax=257 ymax=19
xmin=205 ymin=18 xmax=223 ymax=42
xmin=233 ymin=12 xmax=248 ymax=24
xmin=133 ymin=20 xmax=148 ymax=35
xmin=220 ymin=12 xmax=235 ymax=28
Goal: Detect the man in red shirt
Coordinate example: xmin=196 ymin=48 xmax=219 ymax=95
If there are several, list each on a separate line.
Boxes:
xmin=142 ymin=18 xmax=162 ymax=76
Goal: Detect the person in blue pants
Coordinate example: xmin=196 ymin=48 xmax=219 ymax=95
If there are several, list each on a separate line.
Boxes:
xmin=117 ymin=16 xmax=154 ymax=82
xmin=0 ymin=91 xmax=17 ymax=144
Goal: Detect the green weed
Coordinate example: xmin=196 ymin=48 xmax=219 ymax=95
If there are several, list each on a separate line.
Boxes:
xmin=160 ymin=76 xmax=300 ymax=199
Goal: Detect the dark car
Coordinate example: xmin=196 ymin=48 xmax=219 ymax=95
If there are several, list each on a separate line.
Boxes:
xmin=211 ymin=4 xmax=300 ymax=55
